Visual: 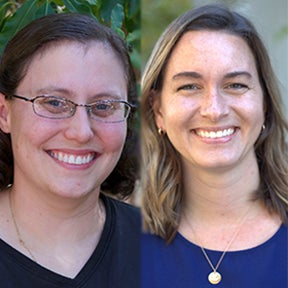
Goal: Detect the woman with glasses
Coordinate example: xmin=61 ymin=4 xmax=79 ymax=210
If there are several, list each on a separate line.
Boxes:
xmin=0 ymin=13 xmax=140 ymax=287
xmin=141 ymin=4 xmax=288 ymax=288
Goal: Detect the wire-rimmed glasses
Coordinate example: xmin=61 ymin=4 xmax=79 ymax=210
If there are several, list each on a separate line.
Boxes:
xmin=11 ymin=95 xmax=134 ymax=123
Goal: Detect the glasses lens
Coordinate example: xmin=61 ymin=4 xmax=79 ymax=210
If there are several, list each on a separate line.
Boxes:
xmin=34 ymin=96 xmax=73 ymax=118
xmin=90 ymin=101 xmax=130 ymax=122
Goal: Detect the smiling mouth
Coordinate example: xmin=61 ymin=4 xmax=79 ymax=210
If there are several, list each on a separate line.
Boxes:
xmin=49 ymin=151 xmax=96 ymax=165
xmin=195 ymin=128 xmax=235 ymax=139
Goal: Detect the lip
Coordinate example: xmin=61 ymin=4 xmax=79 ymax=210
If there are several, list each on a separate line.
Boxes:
xmin=47 ymin=149 xmax=98 ymax=167
xmin=193 ymin=126 xmax=238 ymax=142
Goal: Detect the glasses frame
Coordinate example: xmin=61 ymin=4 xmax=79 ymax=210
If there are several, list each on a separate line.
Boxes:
xmin=11 ymin=94 xmax=134 ymax=123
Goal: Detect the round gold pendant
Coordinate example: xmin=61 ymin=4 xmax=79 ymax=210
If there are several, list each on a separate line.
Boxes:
xmin=208 ymin=271 xmax=222 ymax=284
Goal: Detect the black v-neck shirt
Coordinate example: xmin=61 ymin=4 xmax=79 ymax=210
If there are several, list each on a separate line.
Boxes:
xmin=0 ymin=194 xmax=141 ymax=287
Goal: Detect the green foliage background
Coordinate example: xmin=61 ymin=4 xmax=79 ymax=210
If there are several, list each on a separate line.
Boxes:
xmin=141 ymin=0 xmax=193 ymax=68
xmin=0 ymin=0 xmax=140 ymax=71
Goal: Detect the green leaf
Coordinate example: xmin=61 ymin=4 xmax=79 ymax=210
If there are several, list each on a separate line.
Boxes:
xmin=86 ymin=0 xmax=98 ymax=5
xmin=114 ymin=27 xmax=125 ymax=39
xmin=99 ymin=0 xmax=119 ymax=23
xmin=111 ymin=3 xmax=124 ymax=31
xmin=62 ymin=0 xmax=95 ymax=17
xmin=124 ymin=0 xmax=138 ymax=18
xmin=126 ymin=29 xmax=140 ymax=44
xmin=0 ymin=1 xmax=12 ymax=31
xmin=35 ymin=1 xmax=56 ymax=17
xmin=50 ymin=0 xmax=64 ymax=6
xmin=0 ymin=0 xmax=40 ymax=53
xmin=129 ymin=46 xmax=140 ymax=70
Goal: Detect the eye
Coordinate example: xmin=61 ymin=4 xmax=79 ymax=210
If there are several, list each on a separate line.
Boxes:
xmin=45 ymin=98 xmax=65 ymax=107
xmin=95 ymin=102 xmax=113 ymax=111
xmin=177 ymin=84 xmax=201 ymax=92
xmin=38 ymin=96 xmax=70 ymax=113
xmin=224 ymin=83 xmax=250 ymax=94
xmin=90 ymin=101 xmax=115 ymax=117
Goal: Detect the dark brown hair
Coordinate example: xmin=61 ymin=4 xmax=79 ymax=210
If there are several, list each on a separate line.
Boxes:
xmin=0 ymin=13 xmax=139 ymax=198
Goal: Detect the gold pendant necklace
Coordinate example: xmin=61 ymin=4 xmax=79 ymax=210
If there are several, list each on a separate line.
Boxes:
xmin=183 ymin=209 xmax=250 ymax=285
xmin=9 ymin=192 xmax=37 ymax=263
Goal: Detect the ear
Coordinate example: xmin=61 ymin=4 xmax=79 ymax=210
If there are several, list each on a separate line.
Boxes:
xmin=151 ymin=89 xmax=165 ymax=132
xmin=0 ymin=93 xmax=11 ymax=133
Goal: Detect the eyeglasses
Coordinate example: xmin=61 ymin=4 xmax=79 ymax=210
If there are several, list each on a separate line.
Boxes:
xmin=11 ymin=95 xmax=134 ymax=123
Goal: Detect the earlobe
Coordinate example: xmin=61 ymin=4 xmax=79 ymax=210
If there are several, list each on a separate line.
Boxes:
xmin=0 ymin=93 xmax=11 ymax=133
xmin=151 ymin=90 xmax=165 ymax=132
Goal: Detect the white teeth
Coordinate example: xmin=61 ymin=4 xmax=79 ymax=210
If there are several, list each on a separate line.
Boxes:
xmin=197 ymin=128 xmax=234 ymax=139
xmin=50 ymin=152 xmax=94 ymax=165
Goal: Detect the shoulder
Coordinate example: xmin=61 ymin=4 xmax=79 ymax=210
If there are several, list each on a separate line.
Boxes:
xmin=142 ymin=232 xmax=168 ymax=250
xmin=100 ymin=194 xmax=141 ymax=285
xmin=277 ymin=222 xmax=288 ymax=242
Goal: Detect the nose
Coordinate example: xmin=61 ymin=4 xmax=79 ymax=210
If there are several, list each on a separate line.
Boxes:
xmin=64 ymin=107 xmax=94 ymax=143
xmin=200 ymin=88 xmax=229 ymax=121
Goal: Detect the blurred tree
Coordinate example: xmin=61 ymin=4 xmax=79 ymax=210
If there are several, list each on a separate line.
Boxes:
xmin=141 ymin=0 xmax=193 ymax=68
xmin=0 ymin=0 xmax=140 ymax=71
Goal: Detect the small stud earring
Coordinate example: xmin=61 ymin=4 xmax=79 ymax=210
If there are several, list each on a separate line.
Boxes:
xmin=262 ymin=124 xmax=266 ymax=131
xmin=158 ymin=128 xmax=165 ymax=135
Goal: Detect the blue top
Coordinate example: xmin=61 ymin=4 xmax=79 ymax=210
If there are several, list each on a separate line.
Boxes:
xmin=142 ymin=224 xmax=287 ymax=288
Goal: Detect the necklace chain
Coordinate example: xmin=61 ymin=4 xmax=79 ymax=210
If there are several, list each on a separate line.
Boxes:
xmin=183 ymin=208 xmax=250 ymax=285
xmin=9 ymin=192 xmax=37 ymax=263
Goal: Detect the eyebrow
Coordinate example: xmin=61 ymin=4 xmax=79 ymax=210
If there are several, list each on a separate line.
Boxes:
xmin=223 ymin=71 xmax=252 ymax=79
xmin=172 ymin=71 xmax=202 ymax=80
xmin=35 ymin=87 xmax=123 ymax=100
xmin=172 ymin=71 xmax=252 ymax=80
xmin=36 ymin=87 xmax=70 ymax=95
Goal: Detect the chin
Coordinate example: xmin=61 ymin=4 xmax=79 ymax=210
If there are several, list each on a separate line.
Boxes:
xmin=195 ymin=156 xmax=239 ymax=170
xmin=49 ymin=182 xmax=99 ymax=199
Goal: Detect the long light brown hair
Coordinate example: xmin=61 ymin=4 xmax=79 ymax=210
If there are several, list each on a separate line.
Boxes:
xmin=141 ymin=4 xmax=288 ymax=242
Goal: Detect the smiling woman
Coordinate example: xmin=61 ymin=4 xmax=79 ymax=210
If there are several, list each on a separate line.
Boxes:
xmin=154 ymin=30 xmax=265 ymax=169
xmin=141 ymin=4 xmax=288 ymax=288
xmin=0 ymin=13 xmax=140 ymax=288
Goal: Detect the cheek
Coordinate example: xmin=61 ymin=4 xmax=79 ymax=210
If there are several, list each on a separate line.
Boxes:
xmin=99 ymin=124 xmax=127 ymax=152
xmin=11 ymin=123 xmax=52 ymax=159
xmin=239 ymin=97 xmax=265 ymax=124
xmin=9 ymin=128 xmax=43 ymax=170
xmin=10 ymin=104 xmax=49 ymax=135
xmin=160 ymin=98 xmax=197 ymax=129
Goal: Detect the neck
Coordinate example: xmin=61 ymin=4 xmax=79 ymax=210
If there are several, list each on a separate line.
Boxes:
xmin=179 ymin=157 xmax=282 ymax=252
xmin=8 ymin=185 xmax=105 ymax=277
xmin=9 ymin=181 xmax=105 ymax=256
xmin=182 ymin=157 xmax=261 ymax=222
xmin=10 ymin=185 xmax=104 ymax=242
